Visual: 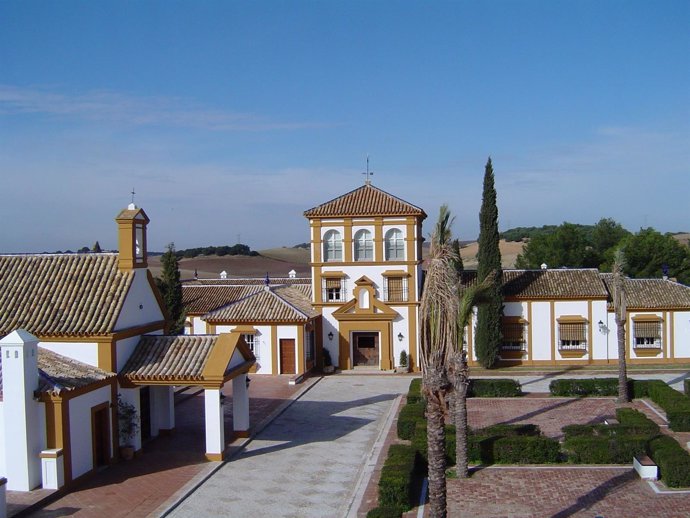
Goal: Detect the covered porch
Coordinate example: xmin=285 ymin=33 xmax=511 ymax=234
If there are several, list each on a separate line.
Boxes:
xmin=119 ymin=332 xmax=255 ymax=460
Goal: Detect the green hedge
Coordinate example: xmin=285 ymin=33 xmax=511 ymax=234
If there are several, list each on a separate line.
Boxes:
xmin=468 ymin=378 xmax=522 ymax=397
xmin=634 ymin=380 xmax=690 ymax=432
xmin=367 ymin=506 xmax=403 ymax=518
xmin=407 ymin=378 xmax=422 ymax=404
xmin=684 ymin=378 xmax=690 ymax=397
xmin=647 ymin=435 xmax=690 ymax=488
xmin=563 ymin=435 xmax=649 ymax=464
xmin=492 ymin=436 xmax=561 ymax=464
xmin=615 ymin=408 xmax=660 ymax=435
xmin=412 ymin=423 xmax=457 ymax=465
xmin=397 ymin=402 xmax=425 ymax=440
xmin=549 ymin=378 xmax=620 ymax=397
xmin=378 ymin=444 xmax=420 ymax=512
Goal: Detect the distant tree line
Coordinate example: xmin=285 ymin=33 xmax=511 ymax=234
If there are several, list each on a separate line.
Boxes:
xmin=514 ymin=218 xmax=690 ymax=284
xmin=174 ymin=244 xmax=259 ymax=258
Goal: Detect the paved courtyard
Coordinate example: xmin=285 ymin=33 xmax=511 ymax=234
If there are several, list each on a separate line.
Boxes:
xmin=167 ymin=375 xmax=412 ymax=518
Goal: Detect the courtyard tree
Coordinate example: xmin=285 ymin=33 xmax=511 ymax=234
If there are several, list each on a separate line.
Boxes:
xmin=420 ymin=207 xmax=460 ymax=518
xmin=612 ymin=249 xmax=629 ymax=403
xmin=475 ymin=157 xmax=503 ymax=368
xmin=156 ymin=242 xmax=185 ymax=335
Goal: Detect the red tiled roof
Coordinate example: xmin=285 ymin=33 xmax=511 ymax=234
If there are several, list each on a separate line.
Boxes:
xmin=304 ymin=183 xmax=426 ymax=218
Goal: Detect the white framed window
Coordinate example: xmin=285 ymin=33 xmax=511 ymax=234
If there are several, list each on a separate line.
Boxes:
xmin=354 ymin=229 xmax=373 ymax=261
xmin=244 ymin=333 xmax=259 ymax=360
xmin=501 ymin=320 xmax=527 ymax=351
xmin=558 ymin=322 xmax=587 ymax=350
xmin=633 ymin=320 xmax=662 ymax=349
xmin=383 ymin=276 xmax=408 ymax=302
xmin=385 ymin=228 xmax=404 ymax=261
xmin=322 ymin=277 xmax=346 ymax=302
xmin=323 ymin=230 xmax=343 ymax=262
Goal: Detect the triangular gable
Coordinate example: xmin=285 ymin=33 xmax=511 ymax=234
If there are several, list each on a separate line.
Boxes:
xmin=332 ymin=277 xmax=399 ymax=322
xmin=202 ymin=332 xmax=256 ymax=386
xmin=304 ymin=183 xmax=426 ymax=218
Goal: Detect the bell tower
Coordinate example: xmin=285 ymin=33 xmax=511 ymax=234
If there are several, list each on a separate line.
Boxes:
xmin=115 ymin=203 xmax=150 ymax=271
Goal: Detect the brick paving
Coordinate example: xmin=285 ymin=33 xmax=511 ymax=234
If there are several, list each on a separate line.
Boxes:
xmin=10 ymin=375 xmax=308 ymax=518
xmin=447 ymin=467 xmax=690 ymax=518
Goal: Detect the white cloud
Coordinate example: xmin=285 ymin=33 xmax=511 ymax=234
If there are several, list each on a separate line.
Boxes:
xmin=0 ymin=84 xmax=331 ymax=131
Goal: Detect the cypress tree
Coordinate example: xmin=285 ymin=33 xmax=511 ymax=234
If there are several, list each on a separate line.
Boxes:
xmin=475 ymin=157 xmax=503 ymax=368
xmin=157 ymin=242 xmax=185 ymax=335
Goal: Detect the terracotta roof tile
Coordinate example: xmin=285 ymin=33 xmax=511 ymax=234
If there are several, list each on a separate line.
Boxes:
xmin=183 ymin=277 xmax=310 ymax=286
xmin=204 ymin=286 xmax=316 ymax=323
xmin=460 ymin=269 xmax=609 ymax=299
xmin=600 ymin=274 xmax=690 ymax=309
xmin=182 ymin=285 xmax=263 ymax=314
xmin=120 ymin=335 xmax=217 ymax=382
xmin=0 ymin=254 xmax=134 ymax=337
xmin=304 ymin=183 xmax=426 ymax=218
xmin=0 ymin=347 xmax=115 ymax=400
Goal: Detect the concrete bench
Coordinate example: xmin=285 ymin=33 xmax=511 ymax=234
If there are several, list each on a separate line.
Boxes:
xmin=633 ymin=454 xmax=658 ymax=480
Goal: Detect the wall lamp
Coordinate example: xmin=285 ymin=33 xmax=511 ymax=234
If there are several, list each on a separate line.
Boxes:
xmin=398 ymin=332 xmax=404 ymax=342
xmin=598 ymin=320 xmax=608 ymax=334
xmin=328 ymin=331 xmax=334 ymax=341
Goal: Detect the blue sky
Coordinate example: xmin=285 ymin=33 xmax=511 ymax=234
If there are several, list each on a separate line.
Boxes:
xmin=1 ymin=1 xmax=688 ymax=253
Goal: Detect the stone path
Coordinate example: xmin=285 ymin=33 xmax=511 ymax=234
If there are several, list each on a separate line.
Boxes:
xmin=167 ymin=376 xmax=412 ymax=518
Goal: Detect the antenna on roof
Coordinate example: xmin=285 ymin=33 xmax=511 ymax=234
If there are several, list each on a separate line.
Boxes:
xmin=362 ymin=155 xmax=374 ymax=185
xmin=128 ymin=187 xmax=137 ymax=210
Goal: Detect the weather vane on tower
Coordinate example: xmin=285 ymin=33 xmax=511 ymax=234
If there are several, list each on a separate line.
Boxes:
xmin=362 ymin=155 xmax=374 ymax=184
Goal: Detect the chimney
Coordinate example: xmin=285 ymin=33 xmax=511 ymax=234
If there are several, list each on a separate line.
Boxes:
xmin=115 ymin=205 xmax=150 ymax=271
xmin=541 ymin=263 xmax=548 ymax=270
xmin=0 ymin=329 xmax=43 ymax=490
xmin=220 ymin=271 xmax=227 ymax=280
xmin=288 ymin=269 xmax=297 ymax=279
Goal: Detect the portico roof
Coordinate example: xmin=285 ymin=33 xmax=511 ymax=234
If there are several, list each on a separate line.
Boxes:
xmin=120 ymin=333 xmax=255 ymax=388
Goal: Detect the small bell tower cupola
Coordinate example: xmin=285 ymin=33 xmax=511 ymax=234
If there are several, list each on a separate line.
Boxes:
xmin=116 ymin=202 xmax=150 ymax=271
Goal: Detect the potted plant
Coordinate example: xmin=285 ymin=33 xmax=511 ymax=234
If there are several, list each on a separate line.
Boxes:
xmin=397 ymin=350 xmax=409 ymax=373
xmin=323 ymin=348 xmax=335 ymax=374
xmin=117 ymin=394 xmax=140 ymax=460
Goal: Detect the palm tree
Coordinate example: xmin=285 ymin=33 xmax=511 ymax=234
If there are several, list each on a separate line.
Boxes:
xmin=449 ymin=272 xmax=496 ymax=478
xmin=612 ymin=248 xmax=629 ymax=403
xmin=420 ymin=207 xmax=460 ymax=518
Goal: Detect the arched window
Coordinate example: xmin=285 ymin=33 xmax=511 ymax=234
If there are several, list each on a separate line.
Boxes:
xmin=354 ymin=229 xmax=373 ymax=261
xmin=323 ymin=230 xmax=343 ymax=262
xmin=385 ymin=228 xmax=404 ymax=260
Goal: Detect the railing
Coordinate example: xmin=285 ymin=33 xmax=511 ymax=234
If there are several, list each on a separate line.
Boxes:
xmin=384 ymin=287 xmax=409 ymax=302
xmin=322 ymin=288 xmax=346 ymax=302
xmin=558 ymin=341 xmax=588 ymax=351
xmin=501 ymin=342 xmax=527 ymax=351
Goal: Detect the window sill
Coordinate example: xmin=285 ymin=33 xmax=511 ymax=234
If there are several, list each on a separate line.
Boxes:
xmin=633 ymin=347 xmax=663 ymax=357
xmin=558 ymin=349 xmax=588 ymax=358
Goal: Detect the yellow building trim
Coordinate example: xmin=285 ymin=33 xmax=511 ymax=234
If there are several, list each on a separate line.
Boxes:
xmin=408 ymin=305 xmax=418 ymax=371
xmin=670 ymin=312 xmax=675 ymax=359
xmin=343 ymin=219 xmax=353 ymax=262
xmin=271 ymin=325 xmax=278 ymax=375
xmin=527 ymin=302 xmax=533 ymax=366
xmin=297 ymin=328 xmax=305 ymax=375
xmin=550 ymin=301 xmax=556 ymax=363
xmin=587 ymin=300 xmax=593 ymax=362
xmin=337 ymin=320 xmax=393 ymax=370
xmin=374 ymin=217 xmax=383 ymax=261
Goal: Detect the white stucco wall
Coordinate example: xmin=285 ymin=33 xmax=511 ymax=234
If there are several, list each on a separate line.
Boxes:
xmin=115 ymin=336 xmax=141 ymax=372
xmin=674 ymin=310 xmax=690 ymax=359
xmin=530 ymin=302 xmax=552 ymax=361
xmin=38 ymin=342 xmax=99 ymax=367
xmin=114 ymin=269 xmax=164 ymax=331
xmin=68 ymin=385 xmax=112 ymax=480
xmin=589 ymin=300 xmax=609 ymax=360
xmin=553 ymin=301 xmax=590 ymax=361
xmin=0 ymin=402 xmax=5 ymax=476
xmin=392 ymin=307 xmax=410 ymax=367
xmin=321 ymin=307 xmax=340 ymax=366
xmin=193 ymin=316 xmax=207 ymax=335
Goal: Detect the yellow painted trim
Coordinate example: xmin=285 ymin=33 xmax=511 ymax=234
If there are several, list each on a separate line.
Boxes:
xmin=97 ymin=339 xmax=115 ymax=372
xmin=200 ymin=332 xmax=255 ymax=387
xmin=338 ymin=320 xmax=393 ymax=370
xmin=271 ymin=325 xmax=278 ymax=375
xmin=374 ymin=217 xmax=384 ymax=261
xmin=632 ymin=348 xmax=663 ymax=358
xmin=670 ymin=312 xmax=675 ymax=359
xmin=297 ymin=327 xmax=305 ymax=375
xmin=234 ymin=325 xmax=258 ymax=334
xmin=381 ymin=270 xmax=411 ymax=277
xmin=557 ymin=315 xmax=589 ymax=323
xmin=205 ymin=452 xmax=224 ymax=461
xmin=631 ymin=314 xmax=664 ymax=322
xmin=322 ymin=270 xmax=347 ymax=278
xmin=343 ymin=219 xmax=353 ymax=262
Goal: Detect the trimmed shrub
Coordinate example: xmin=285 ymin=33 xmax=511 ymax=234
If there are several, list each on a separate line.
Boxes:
xmin=647 ymin=435 xmax=690 ymax=488
xmin=468 ymin=378 xmax=522 ymax=397
xmin=493 ymin=436 xmax=561 ymax=464
xmin=397 ymin=402 xmax=424 ymax=440
xmin=635 ymin=380 xmax=690 ymax=432
xmin=549 ymin=378 xmax=619 ymax=397
xmin=378 ymin=444 xmax=419 ymax=512
xmin=475 ymin=423 xmax=540 ymax=437
xmin=412 ymin=423 xmax=457 ymax=465
xmin=685 ymin=378 xmax=690 ymax=397
xmin=615 ymin=408 xmax=660 ymax=435
xmin=564 ymin=435 xmax=648 ymax=464
xmin=367 ymin=507 xmax=403 ymax=518
xmin=407 ymin=378 xmax=423 ymax=404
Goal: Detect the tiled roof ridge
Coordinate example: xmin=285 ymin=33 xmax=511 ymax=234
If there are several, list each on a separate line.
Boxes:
xmin=303 ymin=182 xmax=425 ymax=217
xmin=0 ymin=252 xmax=118 ymax=257
xmin=268 ymin=286 xmax=311 ymax=320
xmin=203 ymin=289 xmax=268 ymax=318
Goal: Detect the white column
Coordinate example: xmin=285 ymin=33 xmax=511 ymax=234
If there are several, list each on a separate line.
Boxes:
xmin=204 ymin=389 xmax=225 ymax=461
xmin=39 ymin=449 xmax=64 ymax=490
xmin=151 ymin=386 xmax=175 ymax=434
xmin=118 ymin=388 xmax=142 ymax=451
xmin=232 ymin=375 xmax=250 ymax=437
xmin=0 ymin=330 xmax=42 ymax=491
xmin=0 ymin=477 xmax=7 ymax=518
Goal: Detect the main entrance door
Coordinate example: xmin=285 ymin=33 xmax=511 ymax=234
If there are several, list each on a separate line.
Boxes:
xmin=353 ymin=332 xmax=379 ymax=367
xmin=280 ymin=339 xmax=296 ymax=374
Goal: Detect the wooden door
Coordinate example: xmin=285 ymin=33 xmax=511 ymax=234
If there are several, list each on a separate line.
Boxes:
xmin=280 ymin=339 xmax=296 ymax=374
xmin=92 ymin=404 xmax=110 ymax=467
xmin=353 ymin=333 xmax=379 ymax=367
xmin=140 ymin=387 xmax=151 ymax=440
